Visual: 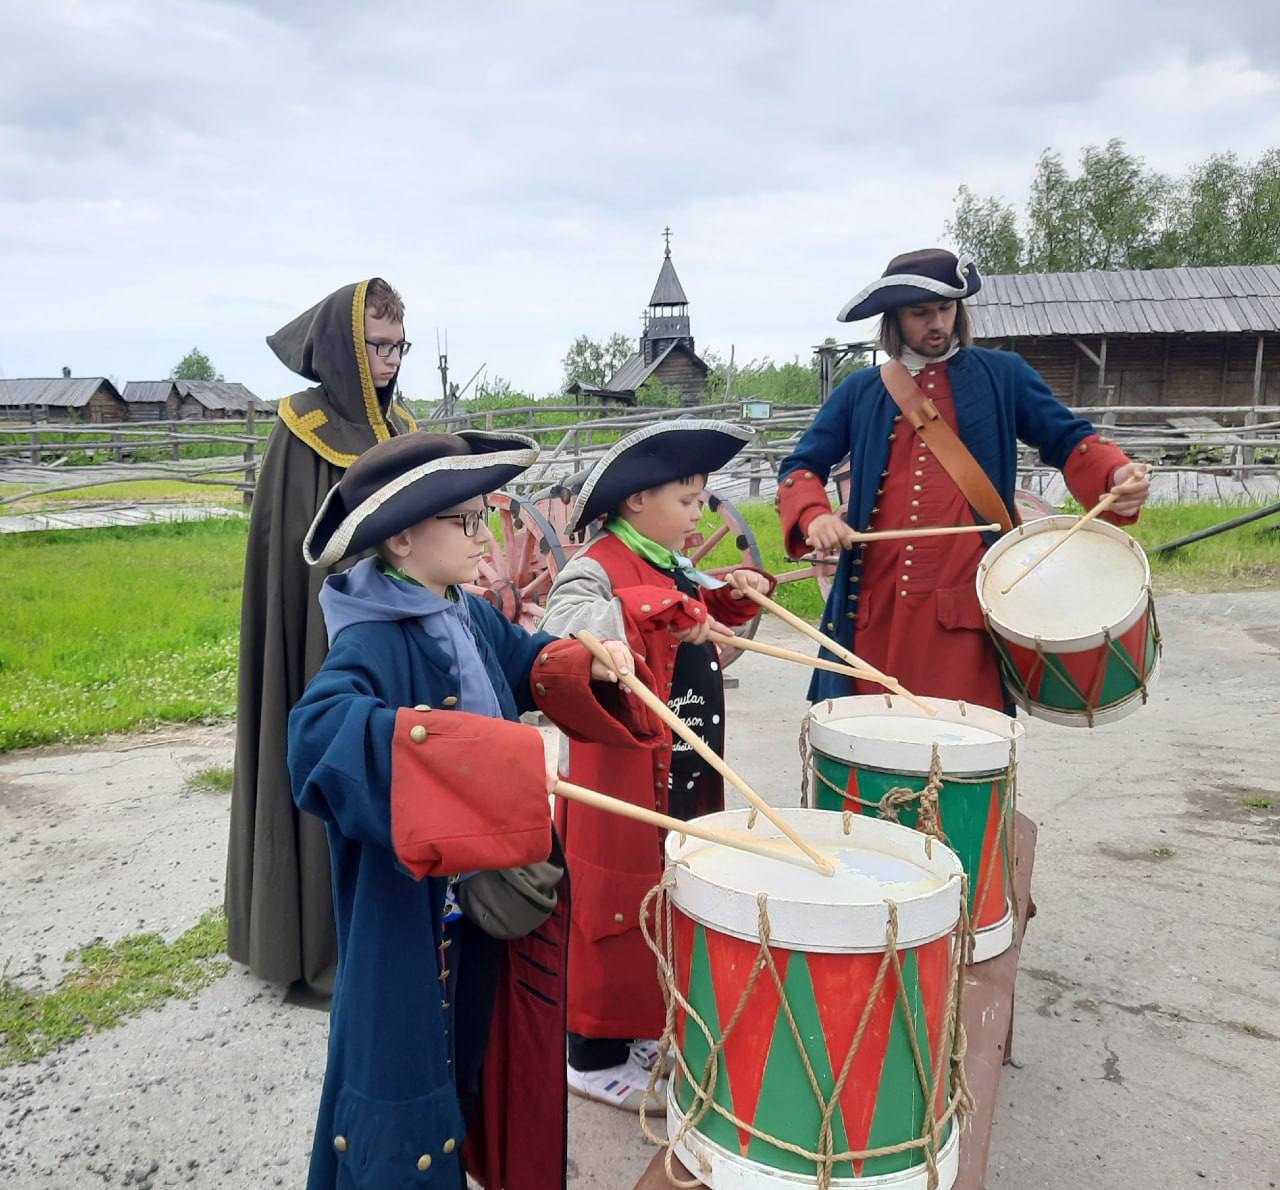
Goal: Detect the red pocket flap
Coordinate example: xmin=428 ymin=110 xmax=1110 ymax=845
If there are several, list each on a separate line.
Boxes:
xmin=936 ymin=582 xmax=987 ymax=632
xmin=565 ymin=850 xmax=661 ymax=943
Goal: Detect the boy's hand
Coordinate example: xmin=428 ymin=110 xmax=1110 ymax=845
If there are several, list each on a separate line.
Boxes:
xmin=724 ymin=569 xmax=771 ymax=600
xmin=806 ymin=513 xmax=857 ymax=552
xmin=671 ymin=614 xmax=731 ymax=646
xmin=588 ymin=639 xmax=634 ymax=683
xmin=546 ymin=760 xmax=560 ymax=797
xmin=1108 ymin=462 xmax=1151 ymax=517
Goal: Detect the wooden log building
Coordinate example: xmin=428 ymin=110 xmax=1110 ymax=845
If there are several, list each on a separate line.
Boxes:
xmin=122 ymin=380 xmax=271 ymax=420
xmin=603 ymin=231 xmax=711 ymax=406
xmin=968 ymin=266 xmax=1280 ymax=414
xmin=0 ymin=376 xmax=127 ymax=423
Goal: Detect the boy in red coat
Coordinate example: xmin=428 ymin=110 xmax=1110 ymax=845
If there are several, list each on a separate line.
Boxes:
xmin=539 ymin=420 xmax=776 ymax=1111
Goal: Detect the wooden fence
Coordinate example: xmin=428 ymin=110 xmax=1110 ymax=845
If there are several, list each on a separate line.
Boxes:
xmin=2 ymin=400 xmax=1278 ymax=511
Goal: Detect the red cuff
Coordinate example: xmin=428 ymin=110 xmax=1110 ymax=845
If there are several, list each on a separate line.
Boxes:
xmin=777 ymin=470 xmax=833 ymax=559
xmin=1063 ymin=434 xmax=1139 ymax=525
xmin=390 ymin=708 xmax=551 ymax=879
xmin=530 ymin=638 xmax=665 ymax=747
xmin=704 ymin=566 xmax=777 ymax=627
xmin=616 ymin=584 xmax=707 ymax=633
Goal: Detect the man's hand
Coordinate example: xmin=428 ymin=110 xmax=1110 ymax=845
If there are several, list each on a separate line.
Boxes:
xmin=546 ymin=759 xmax=560 ymax=797
xmin=587 ymin=638 xmax=635 ymax=683
xmin=724 ymin=569 xmax=771 ymax=600
xmin=805 ymin=512 xmax=857 ymax=552
xmin=1108 ymin=462 xmax=1151 ymax=518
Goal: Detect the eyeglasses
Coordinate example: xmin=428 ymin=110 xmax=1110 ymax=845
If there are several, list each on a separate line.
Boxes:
xmin=435 ymin=508 xmax=487 ymax=537
xmin=367 ymin=339 xmax=412 ymax=359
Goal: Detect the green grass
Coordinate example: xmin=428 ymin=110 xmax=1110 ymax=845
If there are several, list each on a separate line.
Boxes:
xmin=0 ymin=496 xmax=1274 ymax=752
xmin=0 ymin=910 xmax=229 ymax=1068
xmin=185 ymin=764 xmax=234 ymax=794
xmin=1241 ymin=796 xmax=1274 ymax=809
xmin=1059 ymin=498 xmax=1280 ymax=593
xmin=0 ymin=478 xmax=245 ymax=512
xmin=0 ymin=518 xmax=246 ymax=751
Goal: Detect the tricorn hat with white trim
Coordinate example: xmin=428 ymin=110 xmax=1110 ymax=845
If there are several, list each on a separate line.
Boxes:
xmin=304 ymin=430 xmax=538 ymax=566
xmin=837 ymin=248 xmax=982 ymax=322
xmin=566 ymin=419 xmax=752 ymax=535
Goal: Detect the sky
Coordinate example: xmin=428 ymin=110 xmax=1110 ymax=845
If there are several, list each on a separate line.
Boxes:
xmin=2 ymin=0 xmax=1279 ymax=402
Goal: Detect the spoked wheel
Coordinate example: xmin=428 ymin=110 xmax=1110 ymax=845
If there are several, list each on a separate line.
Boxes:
xmin=465 ymin=493 xmax=570 ymax=631
xmin=685 ymin=489 xmax=764 ymax=669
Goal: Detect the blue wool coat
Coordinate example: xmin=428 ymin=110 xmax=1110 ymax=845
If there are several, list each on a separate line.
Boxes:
xmin=778 ymin=347 xmax=1097 ymax=702
xmin=287 ymin=595 xmax=552 ymax=1190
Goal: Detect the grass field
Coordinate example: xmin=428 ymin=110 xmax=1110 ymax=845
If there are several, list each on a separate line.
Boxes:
xmin=0 ymin=499 xmax=1275 ymax=752
xmin=0 ymin=479 xmax=245 ymax=512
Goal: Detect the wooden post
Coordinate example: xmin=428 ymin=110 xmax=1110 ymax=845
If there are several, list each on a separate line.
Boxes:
xmin=243 ymin=404 xmax=257 ymax=508
xmin=1098 ymin=337 xmax=1116 ymax=427
xmin=169 ymin=419 xmax=180 ymax=462
xmin=29 ymin=427 xmax=39 ymax=464
xmin=1238 ymin=334 xmax=1265 ymax=477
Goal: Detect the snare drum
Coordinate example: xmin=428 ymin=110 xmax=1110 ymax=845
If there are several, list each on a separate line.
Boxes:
xmin=977 ymin=516 xmax=1160 ymax=727
xmin=805 ymin=696 xmax=1021 ymax=962
xmin=661 ymin=808 xmax=965 ymax=1189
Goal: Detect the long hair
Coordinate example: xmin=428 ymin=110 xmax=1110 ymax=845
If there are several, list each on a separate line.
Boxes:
xmin=877 ymin=300 xmax=973 ymax=357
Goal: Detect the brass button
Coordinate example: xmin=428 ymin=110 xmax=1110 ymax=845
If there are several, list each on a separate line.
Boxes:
xmin=905 ymin=545 xmax=914 ymax=552
xmin=905 ymin=560 xmax=913 ymax=567
xmin=443 ymin=1138 xmax=457 ymax=1154
xmin=846 ymin=612 xmax=855 ymax=620
xmin=1079 ymin=442 xmax=1088 ymax=453
xmin=540 ymin=653 xmax=551 ymax=664
xmin=413 ymin=704 xmax=430 ymax=712
xmin=662 ymin=598 xmax=671 ymax=605
xmin=910 ymin=500 xmax=920 ymax=508
xmin=657 ymin=762 xmax=666 ymax=770
xmin=893 ymin=414 xmax=902 ymax=422
xmin=692 ymin=607 xmax=702 ymax=616
xmin=784 ymin=477 xmax=794 ymax=486
xmin=334 ymin=1136 xmax=348 ymax=1153
xmin=881 ymin=469 xmax=890 ymax=478
xmin=887 ymin=433 xmax=896 ymax=441
xmin=909 ymin=515 xmax=919 ymax=523
xmin=640 ymin=603 xmax=652 ymax=612
xmin=848 ymin=594 xmax=859 ymax=602
xmin=870 ymin=505 xmax=880 ymax=514
xmin=613 ymin=912 xmax=625 ymax=924
xmin=912 ymin=484 xmax=922 ymax=492
xmin=900 ymin=590 xmax=908 ymax=597
xmin=914 ymin=470 xmax=923 ymax=478
xmin=418 ymin=1154 xmax=432 ymax=1171
xmin=875 ymin=487 xmax=884 ymax=496
xmin=927 ymin=383 xmax=935 ymax=390
xmin=441 ymin=695 xmax=458 ymax=707
xmin=900 ymin=574 xmax=910 ymax=582
xmin=409 ymin=725 xmax=428 ymax=744
xmin=535 ymin=682 xmax=547 ymax=696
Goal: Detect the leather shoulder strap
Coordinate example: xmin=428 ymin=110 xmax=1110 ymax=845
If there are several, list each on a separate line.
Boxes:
xmin=879 ymin=360 xmax=1016 ymax=532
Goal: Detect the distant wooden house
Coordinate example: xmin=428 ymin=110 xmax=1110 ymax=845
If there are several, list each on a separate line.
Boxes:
xmin=605 ymin=234 xmax=711 ymax=406
xmin=122 ymin=380 xmax=273 ymax=420
xmin=0 ymin=377 xmax=126 ymax=423
xmin=565 ymin=381 xmax=637 ymax=408
xmin=968 ymin=266 xmax=1280 ymax=412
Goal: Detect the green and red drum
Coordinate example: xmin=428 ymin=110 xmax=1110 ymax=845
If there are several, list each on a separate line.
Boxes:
xmin=660 ymin=808 xmax=965 ymax=1189
xmin=804 ymin=697 xmax=1021 ymax=963
xmin=977 ymin=516 xmax=1161 ymax=728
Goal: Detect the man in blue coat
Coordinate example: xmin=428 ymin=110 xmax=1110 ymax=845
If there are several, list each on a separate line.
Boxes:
xmin=778 ymin=248 xmax=1150 ymax=708
xmin=288 ymin=430 xmax=660 ymax=1189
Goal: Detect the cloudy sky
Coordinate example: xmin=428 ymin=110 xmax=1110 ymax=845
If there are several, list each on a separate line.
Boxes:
xmin=2 ymin=0 xmax=1279 ymax=401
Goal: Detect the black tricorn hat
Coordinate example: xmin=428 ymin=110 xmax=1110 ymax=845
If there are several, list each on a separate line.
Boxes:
xmin=303 ymin=430 xmax=538 ymax=566
xmin=566 ymin=419 xmax=751 ymax=534
xmin=837 ymin=248 xmax=981 ymax=322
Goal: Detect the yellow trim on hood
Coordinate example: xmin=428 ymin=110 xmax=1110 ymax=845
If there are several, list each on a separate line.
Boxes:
xmin=351 ymin=279 xmax=393 ymax=444
xmin=278 ymin=398 xmax=359 ymax=467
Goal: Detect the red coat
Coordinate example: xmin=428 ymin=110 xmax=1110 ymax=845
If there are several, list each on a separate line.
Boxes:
xmin=542 ymin=532 xmax=775 ymax=1040
xmin=778 ymin=359 xmax=1136 ymax=709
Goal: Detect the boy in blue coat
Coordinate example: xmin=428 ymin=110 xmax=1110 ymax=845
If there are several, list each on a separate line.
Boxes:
xmin=287 ymin=430 xmax=656 ymax=1189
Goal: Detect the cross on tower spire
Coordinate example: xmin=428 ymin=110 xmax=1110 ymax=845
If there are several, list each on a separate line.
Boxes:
xmin=662 ymin=225 xmax=672 ymax=258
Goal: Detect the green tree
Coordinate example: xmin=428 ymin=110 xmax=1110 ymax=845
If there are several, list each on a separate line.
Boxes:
xmin=1025 ymin=149 xmax=1084 ymax=271
xmin=1074 ymin=139 xmax=1171 ymax=269
xmin=560 ymin=333 xmax=634 ymax=390
xmin=170 ymin=348 xmax=223 ymax=381
xmin=945 ymin=185 xmax=1023 ymax=273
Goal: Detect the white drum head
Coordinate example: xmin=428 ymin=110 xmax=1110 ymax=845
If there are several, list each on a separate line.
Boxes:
xmin=978 ymin=516 xmax=1151 ymax=649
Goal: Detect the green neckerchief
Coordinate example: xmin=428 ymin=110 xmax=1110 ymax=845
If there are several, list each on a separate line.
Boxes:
xmin=604 ymin=517 xmax=679 ymax=569
xmin=604 ymin=516 xmax=726 ymax=589
xmin=377 ymin=559 xmax=457 ymax=601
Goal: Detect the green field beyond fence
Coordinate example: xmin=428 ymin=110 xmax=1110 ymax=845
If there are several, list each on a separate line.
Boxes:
xmin=0 ymin=501 xmax=1275 ymax=751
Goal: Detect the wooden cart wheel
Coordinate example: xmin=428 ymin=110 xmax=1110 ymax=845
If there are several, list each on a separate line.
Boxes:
xmin=685 ymin=488 xmax=764 ymax=669
xmin=465 ymin=493 xmax=570 ymax=631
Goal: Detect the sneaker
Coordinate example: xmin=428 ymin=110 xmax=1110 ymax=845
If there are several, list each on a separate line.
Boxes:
xmin=629 ymin=1038 xmax=674 ymax=1077
xmin=567 ymin=1057 xmax=667 ymax=1114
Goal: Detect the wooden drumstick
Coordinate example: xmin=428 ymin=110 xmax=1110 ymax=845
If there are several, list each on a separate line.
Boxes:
xmin=707 ymin=630 xmax=877 ymax=681
xmin=847 ymin=522 xmax=1002 ymax=543
xmin=575 ymin=630 xmax=835 ymax=876
xmin=738 ymin=588 xmax=936 ymax=717
xmin=553 ymin=780 xmax=825 ymax=873
xmin=1000 ymin=493 xmax=1119 ymax=595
